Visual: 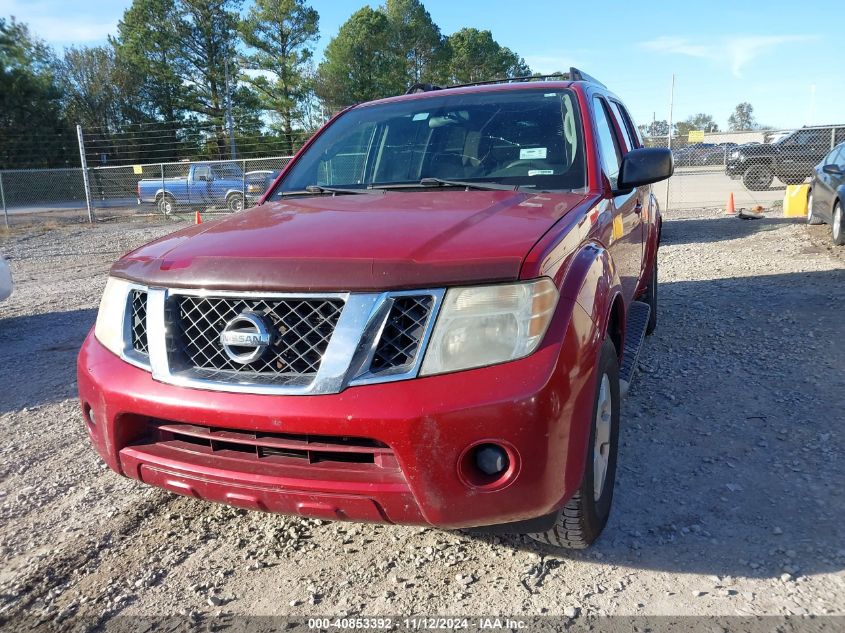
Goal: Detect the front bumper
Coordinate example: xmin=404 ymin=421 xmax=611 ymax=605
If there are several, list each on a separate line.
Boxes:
xmin=77 ymin=300 xmax=598 ymax=529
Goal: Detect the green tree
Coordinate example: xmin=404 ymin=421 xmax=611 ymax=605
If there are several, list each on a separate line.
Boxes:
xmin=382 ymin=0 xmax=446 ymax=85
xmin=112 ymin=0 xmax=184 ymax=124
xmin=728 ymin=102 xmax=756 ymax=131
xmin=316 ymin=7 xmax=405 ymax=109
xmin=175 ymin=0 xmax=244 ymax=157
xmin=444 ymin=28 xmax=530 ymax=84
xmin=638 ymin=120 xmax=670 ymax=138
xmin=239 ymin=0 xmax=319 ymax=154
xmin=0 ymin=17 xmax=73 ymax=168
xmin=674 ymin=113 xmax=719 ymax=143
xmin=59 ymin=47 xmax=133 ymax=131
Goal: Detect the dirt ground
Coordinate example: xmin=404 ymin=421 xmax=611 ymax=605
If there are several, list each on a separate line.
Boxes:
xmin=0 ymin=208 xmax=843 ymax=630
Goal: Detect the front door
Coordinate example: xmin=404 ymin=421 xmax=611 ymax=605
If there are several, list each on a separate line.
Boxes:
xmin=814 ymin=145 xmax=845 ymax=223
xmin=592 ymin=96 xmax=644 ymax=304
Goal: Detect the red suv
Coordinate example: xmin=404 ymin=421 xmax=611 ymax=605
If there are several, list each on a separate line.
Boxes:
xmin=78 ymin=69 xmax=672 ymax=549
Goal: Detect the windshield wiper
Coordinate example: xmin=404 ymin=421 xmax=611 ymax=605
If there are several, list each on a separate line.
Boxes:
xmin=373 ymin=178 xmax=518 ymax=192
xmin=279 ymin=184 xmax=383 ymax=197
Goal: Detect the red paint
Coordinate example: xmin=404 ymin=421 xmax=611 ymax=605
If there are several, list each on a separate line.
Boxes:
xmin=79 ymin=79 xmax=662 ymax=528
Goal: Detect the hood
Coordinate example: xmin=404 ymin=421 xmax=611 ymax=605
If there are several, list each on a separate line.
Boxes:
xmin=112 ymin=190 xmax=589 ymax=292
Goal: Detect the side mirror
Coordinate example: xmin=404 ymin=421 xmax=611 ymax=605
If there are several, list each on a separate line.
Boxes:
xmin=822 ymin=164 xmax=843 ymax=176
xmin=617 ymin=148 xmax=674 ymax=191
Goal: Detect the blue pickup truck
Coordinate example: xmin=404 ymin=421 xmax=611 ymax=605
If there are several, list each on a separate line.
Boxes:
xmin=137 ymin=163 xmax=279 ymax=214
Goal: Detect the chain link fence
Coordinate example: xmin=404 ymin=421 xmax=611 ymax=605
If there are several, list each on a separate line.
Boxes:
xmin=1 ymin=155 xmax=294 ymax=228
xmin=4 ymin=122 xmax=845 ymax=229
xmin=647 ymin=124 xmax=845 ymax=212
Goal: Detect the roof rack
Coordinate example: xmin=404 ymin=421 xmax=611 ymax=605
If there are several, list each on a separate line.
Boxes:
xmin=404 ymin=67 xmax=606 ymax=95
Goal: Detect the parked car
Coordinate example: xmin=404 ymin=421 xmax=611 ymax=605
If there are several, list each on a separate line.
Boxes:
xmin=673 ymin=142 xmax=737 ymax=167
xmin=78 ymin=69 xmax=672 ymax=549
xmin=0 ymin=256 xmax=11 ymax=302
xmin=245 ymin=169 xmax=281 ymax=206
xmin=808 ymin=141 xmax=845 ymax=246
xmin=673 ymin=143 xmax=715 ymax=167
xmin=727 ymin=124 xmax=845 ymax=190
xmin=138 ymin=162 xmax=250 ymax=214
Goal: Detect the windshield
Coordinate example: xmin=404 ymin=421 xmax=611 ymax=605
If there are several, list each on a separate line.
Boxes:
xmin=272 ymin=88 xmax=585 ymax=196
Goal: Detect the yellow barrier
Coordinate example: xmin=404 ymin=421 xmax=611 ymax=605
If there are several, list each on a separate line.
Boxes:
xmin=783 ymin=184 xmax=810 ymax=218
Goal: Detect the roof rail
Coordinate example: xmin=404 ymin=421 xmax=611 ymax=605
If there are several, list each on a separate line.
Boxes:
xmin=403 ymin=67 xmax=605 ymax=95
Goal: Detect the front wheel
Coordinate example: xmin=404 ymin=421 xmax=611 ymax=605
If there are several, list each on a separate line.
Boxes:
xmin=742 ymin=164 xmax=774 ymax=190
xmin=807 ymin=190 xmax=823 ymax=225
xmin=528 ymin=339 xmax=620 ymax=550
xmin=156 ymin=194 xmax=175 ymax=215
xmin=832 ymin=202 xmax=844 ymax=246
xmin=227 ymin=193 xmax=244 ymax=212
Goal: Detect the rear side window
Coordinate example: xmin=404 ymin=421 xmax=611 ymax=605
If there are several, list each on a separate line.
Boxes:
xmin=608 ymin=101 xmax=637 ymax=152
xmin=593 ymin=97 xmax=622 ymax=189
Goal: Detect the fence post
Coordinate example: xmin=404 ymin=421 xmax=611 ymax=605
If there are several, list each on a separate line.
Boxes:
xmin=665 ymin=73 xmax=675 ymax=214
xmin=0 ymin=172 xmax=8 ymax=229
xmin=76 ymin=125 xmax=94 ymax=223
xmin=242 ymin=159 xmax=246 ymax=210
xmin=161 ymin=164 xmax=165 ymax=215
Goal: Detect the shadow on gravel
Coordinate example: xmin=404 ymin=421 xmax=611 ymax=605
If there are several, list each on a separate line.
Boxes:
xmin=0 ymin=308 xmax=95 ymax=413
xmin=661 ymin=215 xmax=800 ymax=245
xmin=466 ymin=268 xmax=845 ymax=580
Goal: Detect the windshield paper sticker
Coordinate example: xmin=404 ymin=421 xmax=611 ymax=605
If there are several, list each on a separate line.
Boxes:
xmin=520 ymin=147 xmax=547 ymax=160
xmin=528 ymin=169 xmax=554 ymax=176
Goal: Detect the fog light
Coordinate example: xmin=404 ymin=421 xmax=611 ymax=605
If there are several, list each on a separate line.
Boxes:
xmin=83 ymin=403 xmax=96 ymax=427
xmin=475 ymin=444 xmax=508 ymax=476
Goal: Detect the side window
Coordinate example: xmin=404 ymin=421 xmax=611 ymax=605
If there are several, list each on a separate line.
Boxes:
xmin=593 ymin=97 xmax=622 ymax=188
xmin=829 ymin=146 xmax=845 ymax=166
xmin=194 ymin=166 xmax=211 ymax=181
xmin=792 ymin=129 xmax=825 ymax=147
xmin=317 ymin=122 xmax=377 ymax=185
xmin=609 ymin=101 xmax=637 ymax=152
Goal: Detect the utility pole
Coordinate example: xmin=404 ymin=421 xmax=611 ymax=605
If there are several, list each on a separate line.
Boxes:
xmin=76 ymin=125 xmax=94 ymax=223
xmin=224 ymin=57 xmax=237 ymax=160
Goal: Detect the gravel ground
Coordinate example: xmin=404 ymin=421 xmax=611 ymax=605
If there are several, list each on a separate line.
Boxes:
xmin=0 ymin=210 xmax=843 ymax=629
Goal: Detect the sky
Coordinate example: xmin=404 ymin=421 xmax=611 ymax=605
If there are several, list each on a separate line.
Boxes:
xmin=2 ymin=0 xmax=842 ymax=131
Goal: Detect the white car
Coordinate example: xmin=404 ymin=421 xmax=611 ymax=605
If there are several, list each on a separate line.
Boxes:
xmin=0 ymin=257 xmax=12 ymax=302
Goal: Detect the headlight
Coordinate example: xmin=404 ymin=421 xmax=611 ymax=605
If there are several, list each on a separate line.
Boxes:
xmin=420 ymin=278 xmax=558 ymax=376
xmin=247 ymin=183 xmax=263 ymax=193
xmin=94 ymin=277 xmax=132 ymax=356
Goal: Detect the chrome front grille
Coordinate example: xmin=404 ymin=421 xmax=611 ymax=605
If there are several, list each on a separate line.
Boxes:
xmin=371 ymin=296 xmax=433 ymax=374
xmin=122 ymin=287 xmax=444 ymax=395
xmin=130 ymin=290 xmax=148 ymax=355
xmin=170 ymin=296 xmax=344 ymax=381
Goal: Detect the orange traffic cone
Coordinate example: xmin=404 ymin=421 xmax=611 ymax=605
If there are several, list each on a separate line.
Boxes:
xmin=195 ymin=210 xmax=202 ymax=224
xmin=726 ymin=193 xmax=736 ymax=215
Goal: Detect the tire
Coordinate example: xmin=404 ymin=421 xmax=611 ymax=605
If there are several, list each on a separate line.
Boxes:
xmin=833 ymin=201 xmax=844 ymax=246
xmin=781 ymin=175 xmax=807 ymax=186
xmin=644 ymin=257 xmax=658 ymax=335
xmin=156 ymin=194 xmax=175 ymax=215
xmin=742 ymin=164 xmax=774 ymax=191
xmin=528 ymin=339 xmax=620 ymax=550
xmin=807 ymin=190 xmax=823 ymax=225
xmin=227 ymin=193 xmax=244 ymax=212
